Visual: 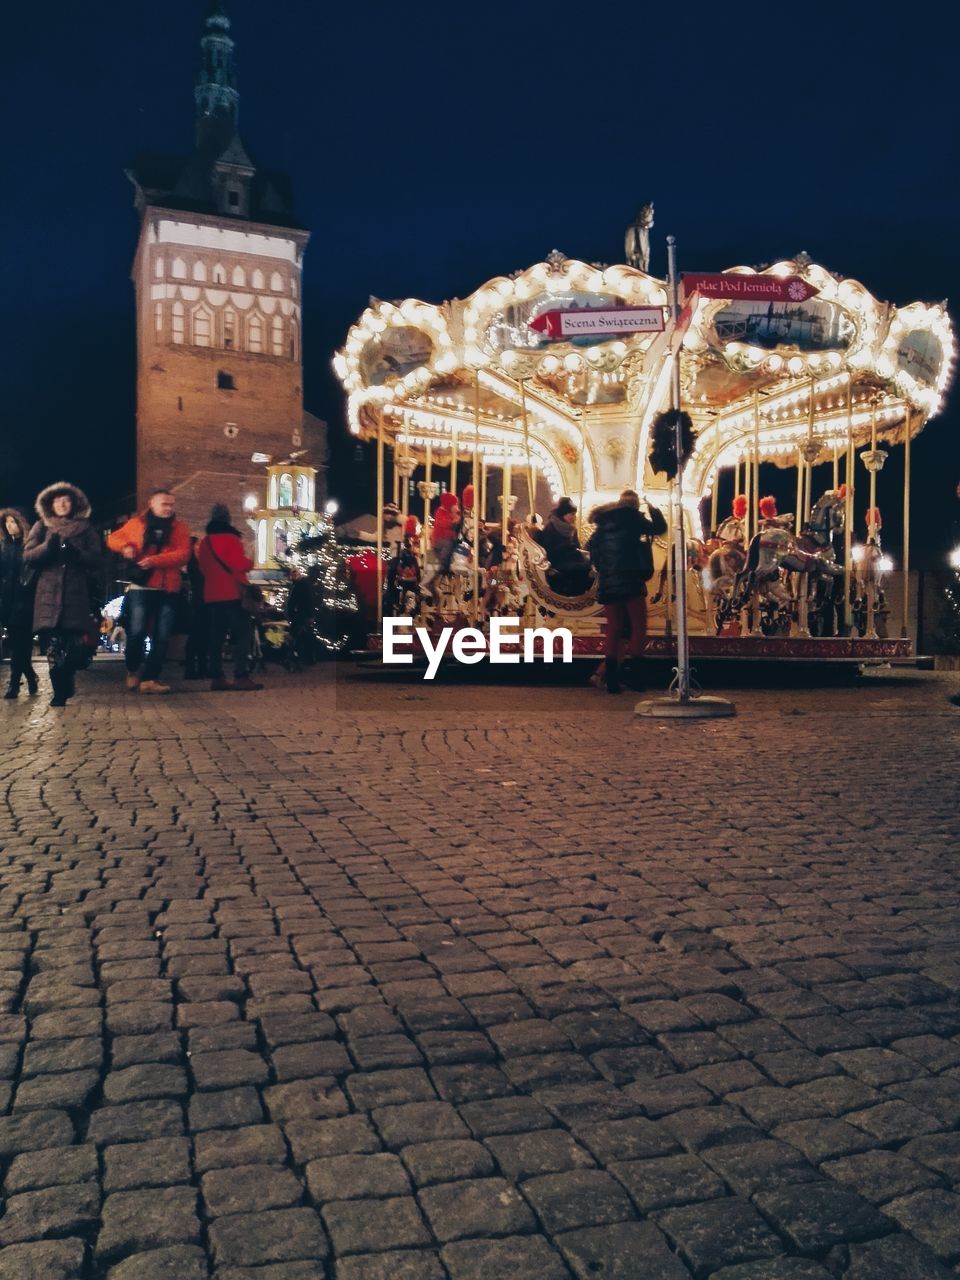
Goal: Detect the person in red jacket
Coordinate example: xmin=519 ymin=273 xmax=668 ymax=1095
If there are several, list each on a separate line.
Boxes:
xmin=107 ymin=489 xmax=191 ymax=694
xmin=196 ymin=504 xmax=262 ymax=691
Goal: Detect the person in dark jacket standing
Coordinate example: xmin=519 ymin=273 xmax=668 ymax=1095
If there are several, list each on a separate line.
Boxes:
xmin=23 ymin=482 xmax=102 ymax=707
xmin=587 ymin=489 xmax=666 ymax=693
xmin=0 ymin=509 xmax=39 ymax=699
xmin=197 ymin=504 xmax=262 ymax=692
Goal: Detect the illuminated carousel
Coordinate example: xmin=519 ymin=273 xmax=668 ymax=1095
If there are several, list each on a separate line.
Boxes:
xmin=334 ymin=235 xmax=954 ymax=658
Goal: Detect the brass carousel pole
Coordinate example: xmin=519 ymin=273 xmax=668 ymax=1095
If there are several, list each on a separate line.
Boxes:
xmin=843 ymin=384 xmax=854 ymax=635
xmin=753 ymin=392 xmax=761 ymax=537
xmin=376 ymin=417 xmax=385 ymax=626
xmin=450 ymin=428 xmax=458 ymax=504
xmin=794 ymin=445 xmax=803 ymax=535
xmin=833 ymin=442 xmax=840 ymax=491
xmin=902 ymin=407 xmax=911 ymax=640
xmin=481 ymin=458 xmax=488 ymax=525
xmin=710 ymin=462 xmax=719 ymax=534
xmin=422 ymin=442 xmax=433 ymax=569
xmin=743 ymin=447 xmax=752 ymax=544
xmin=502 ymin=457 xmax=512 ymax=542
xmin=473 ymin=372 xmax=481 ymax=625
xmin=519 ymin=378 xmax=536 ymax=520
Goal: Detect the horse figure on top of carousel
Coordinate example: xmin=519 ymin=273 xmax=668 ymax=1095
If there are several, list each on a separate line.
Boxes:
xmin=851 ymin=507 xmax=889 ymax=638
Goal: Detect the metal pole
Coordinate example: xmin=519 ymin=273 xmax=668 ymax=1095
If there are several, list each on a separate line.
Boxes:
xmin=376 ymin=417 xmax=384 ymax=625
xmin=795 ymin=447 xmax=803 ymax=536
xmin=473 ymin=372 xmax=481 ymax=625
xmin=450 ymin=429 xmax=458 ymax=504
xmin=422 ymin=442 xmax=433 ymax=569
xmin=519 ymin=378 xmax=536 ymax=520
xmin=744 ymin=445 xmax=752 ymax=545
xmin=667 ymin=235 xmax=690 ymax=701
xmin=710 ymin=468 xmax=719 ymax=534
xmin=502 ymin=458 xmax=511 ymax=541
xmin=843 ymin=385 xmax=854 ymax=635
xmin=902 ymin=407 xmax=911 ymax=640
xmin=753 ymin=393 xmax=760 ymax=542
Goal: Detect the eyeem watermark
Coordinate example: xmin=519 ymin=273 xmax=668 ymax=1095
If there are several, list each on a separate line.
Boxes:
xmin=383 ymin=617 xmax=573 ymax=680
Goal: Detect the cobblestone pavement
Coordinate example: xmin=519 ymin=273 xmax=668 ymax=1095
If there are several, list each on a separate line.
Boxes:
xmin=2 ymin=662 xmax=960 ymax=1279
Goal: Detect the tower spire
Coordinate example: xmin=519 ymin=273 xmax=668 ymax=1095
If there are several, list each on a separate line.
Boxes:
xmin=195 ymin=1 xmax=239 ymax=151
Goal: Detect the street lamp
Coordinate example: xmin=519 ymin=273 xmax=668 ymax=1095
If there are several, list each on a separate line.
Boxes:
xmin=949 ymin=546 xmax=960 ymax=570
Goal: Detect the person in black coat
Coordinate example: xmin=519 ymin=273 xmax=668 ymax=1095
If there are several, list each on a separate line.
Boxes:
xmin=539 ymin=497 xmax=592 ymax=596
xmin=587 ymin=489 xmax=666 ymax=692
xmin=0 ymin=509 xmax=39 ymax=699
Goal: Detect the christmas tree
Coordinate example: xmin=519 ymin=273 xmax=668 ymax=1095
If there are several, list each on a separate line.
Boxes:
xmin=279 ymin=506 xmax=359 ymax=655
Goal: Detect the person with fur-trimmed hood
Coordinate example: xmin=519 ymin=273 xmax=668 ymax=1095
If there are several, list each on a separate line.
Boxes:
xmin=587 ymin=489 xmax=666 ymax=693
xmin=23 ymin=482 xmax=102 ymax=707
xmin=0 ymin=508 xmax=39 ymax=699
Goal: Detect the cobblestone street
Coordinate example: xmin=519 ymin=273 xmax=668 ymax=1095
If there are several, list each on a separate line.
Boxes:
xmin=1 ymin=663 xmax=960 ymax=1279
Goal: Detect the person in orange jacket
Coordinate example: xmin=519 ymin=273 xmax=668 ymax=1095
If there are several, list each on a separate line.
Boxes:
xmin=107 ymin=489 xmax=191 ymax=694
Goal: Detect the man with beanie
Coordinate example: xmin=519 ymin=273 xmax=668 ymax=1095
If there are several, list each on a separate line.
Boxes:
xmin=108 ymin=489 xmax=191 ymax=693
xmin=540 ymin=497 xmax=592 ymax=595
xmin=197 ymin=503 xmax=262 ymax=691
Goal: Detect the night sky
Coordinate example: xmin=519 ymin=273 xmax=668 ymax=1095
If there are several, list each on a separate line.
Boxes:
xmin=4 ymin=1 xmax=959 ymax=562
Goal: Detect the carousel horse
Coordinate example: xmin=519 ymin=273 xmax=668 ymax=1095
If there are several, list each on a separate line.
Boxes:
xmin=852 ymin=517 xmax=888 ymax=637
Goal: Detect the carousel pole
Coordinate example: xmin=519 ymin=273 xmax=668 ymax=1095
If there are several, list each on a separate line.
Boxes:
xmin=501 ymin=457 xmax=512 ymax=542
xmin=710 ymin=463 xmax=719 ymax=534
xmin=450 ymin=428 xmax=458 ymax=503
xmin=519 ymin=378 xmax=536 ymax=520
xmin=376 ymin=417 xmax=385 ymax=626
xmin=473 ymin=372 xmax=481 ymax=625
xmin=636 ymin=234 xmax=734 ymax=720
xmin=422 ymin=442 xmax=433 ymax=568
xmin=753 ymin=393 xmax=761 ymax=539
xmin=844 ymin=384 xmax=854 ymax=635
xmin=833 ymin=442 xmax=840 ymax=491
xmin=392 ymin=455 xmax=400 ymax=507
xmin=902 ymin=407 xmax=912 ymax=640
xmin=864 ymin=397 xmax=882 ymax=640
xmin=481 ymin=458 xmax=488 ymax=524
xmin=795 ymin=446 xmax=803 ymax=535
xmin=743 ymin=446 xmax=752 ymax=545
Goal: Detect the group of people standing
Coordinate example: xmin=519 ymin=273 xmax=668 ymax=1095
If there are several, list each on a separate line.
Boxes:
xmin=0 ymin=483 xmax=263 ymax=708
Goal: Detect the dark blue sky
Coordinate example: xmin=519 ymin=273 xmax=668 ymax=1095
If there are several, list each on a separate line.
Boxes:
xmin=4 ymin=1 xmax=958 ymax=558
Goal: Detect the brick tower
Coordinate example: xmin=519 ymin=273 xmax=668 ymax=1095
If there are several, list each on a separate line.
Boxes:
xmin=127 ymin=2 xmax=323 ymax=535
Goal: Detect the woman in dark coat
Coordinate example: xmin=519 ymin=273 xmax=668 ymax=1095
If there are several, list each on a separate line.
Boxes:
xmin=23 ymin=482 xmax=102 ymax=707
xmin=587 ymin=489 xmax=666 ymax=693
xmin=539 ymin=497 xmax=592 ymax=596
xmin=0 ymin=508 xmax=39 ymax=699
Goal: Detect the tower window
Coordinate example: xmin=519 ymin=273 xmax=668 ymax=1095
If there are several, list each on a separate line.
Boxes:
xmin=223 ymin=310 xmax=237 ymax=349
xmin=217 ymin=371 xmax=235 ymax=390
xmin=248 ymin=314 xmax=264 ymax=353
xmin=172 ymin=257 xmax=187 ymax=280
xmin=213 ymin=264 xmax=226 ymax=284
xmin=193 ymin=310 xmax=212 ymax=347
xmin=154 ymin=301 xmax=163 ymax=335
xmin=270 ymin=271 xmax=283 ymax=292
xmin=231 ymin=266 xmax=246 ymax=287
xmin=171 ymin=303 xmax=185 ymax=344
xmin=271 ymin=315 xmax=284 ymax=356
xmin=228 ymin=190 xmax=239 ymax=207
xmin=193 ymin=261 xmax=207 ymax=282
xmin=252 ymin=269 xmax=265 ymax=290
xmin=155 ymin=257 xmax=165 ymax=279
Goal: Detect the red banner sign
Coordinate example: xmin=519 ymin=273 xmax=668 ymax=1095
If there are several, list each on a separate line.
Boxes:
xmin=681 ymin=273 xmax=819 ymax=303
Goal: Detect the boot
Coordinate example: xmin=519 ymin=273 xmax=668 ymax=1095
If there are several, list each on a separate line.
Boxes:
xmin=49 ymin=668 xmax=69 ymax=707
xmin=25 ymin=668 xmax=39 ymax=695
xmin=3 ymin=678 xmax=19 ymax=700
xmin=622 ymin=656 xmax=647 ymax=692
xmin=605 ymin=657 xmax=621 ymax=694
xmin=139 ymin=680 xmax=171 ymax=695
xmin=230 ymin=676 xmax=264 ymax=691
xmin=210 ymin=677 xmax=233 ymax=691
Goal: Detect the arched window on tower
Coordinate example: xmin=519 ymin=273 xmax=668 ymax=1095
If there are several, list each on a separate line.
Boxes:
xmin=270 ymin=271 xmax=283 ymax=292
xmin=291 ymin=278 xmax=298 ymax=299
xmin=271 ymin=315 xmax=284 ymax=356
xmin=252 ymin=269 xmax=265 ymax=290
xmin=289 ymin=318 xmax=299 ymax=362
xmin=154 ymin=301 xmax=163 ymax=336
xmin=268 ymin=474 xmax=278 ymax=508
xmin=231 ymin=266 xmax=246 ymax=287
xmin=192 ymin=308 xmax=212 ymax=347
xmin=213 ymin=263 xmax=226 ymax=284
xmin=248 ymin=313 xmax=264 ymax=353
xmin=296 ymin=474 xmax=310 ymax=509
xmin=222 ymin=308 xmax=238 ymax=350
xmin=171 ymin=302 xmax=185 ymax=344
xmin=278 ymin=473 xmax=293 ymax=507
xmin=192 ymin=261 xmax=207 ymax=282
xmin=257 ymin=520 xmax=267 ymax=565
xmin=172 ymin=258 xmax=187 ymax=280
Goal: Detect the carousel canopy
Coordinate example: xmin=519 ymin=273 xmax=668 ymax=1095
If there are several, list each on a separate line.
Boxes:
xmin=333 ymin=251 xmax=954 ymax=510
